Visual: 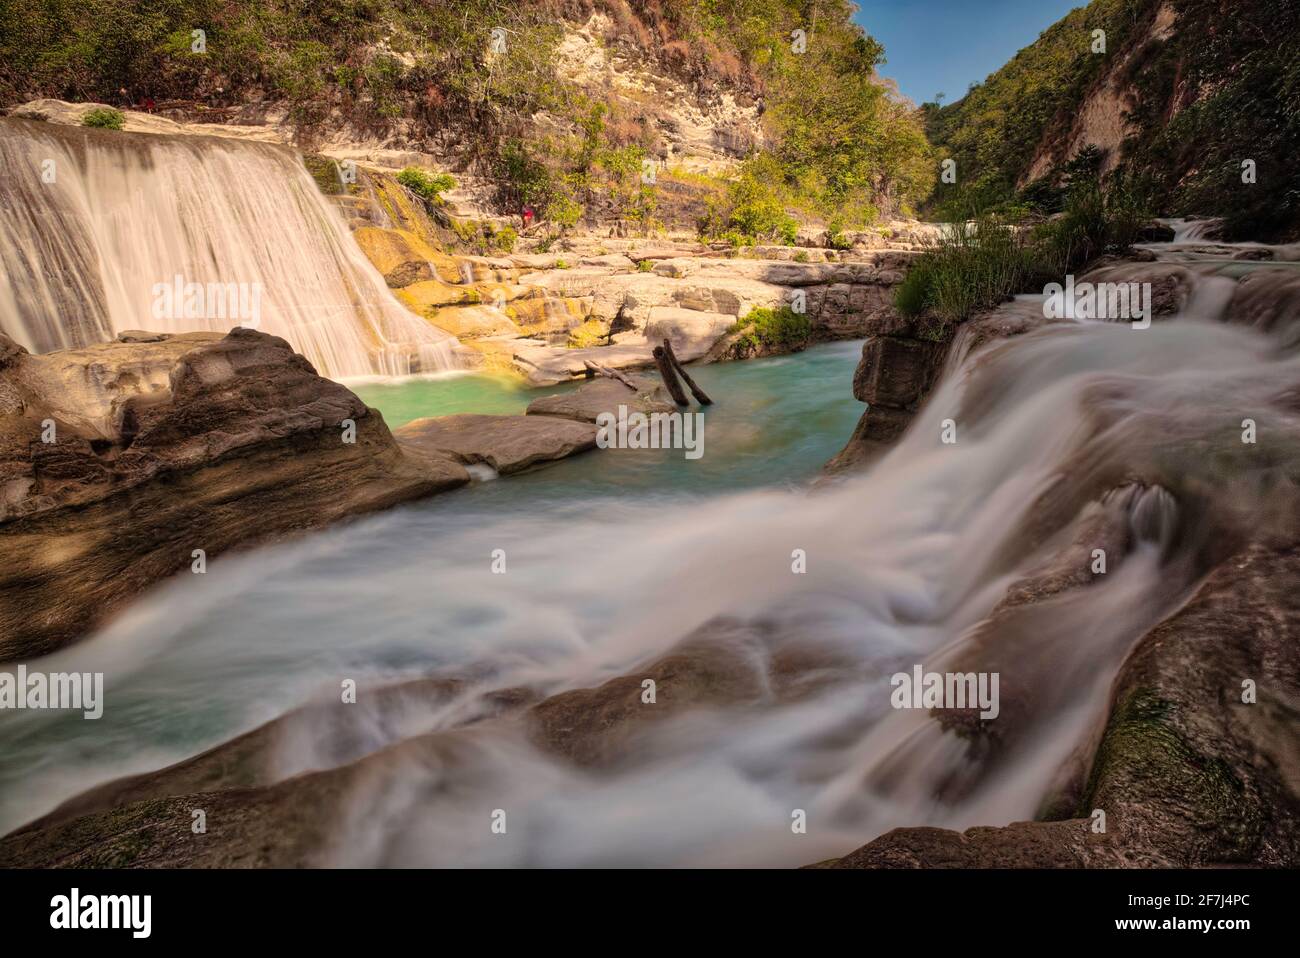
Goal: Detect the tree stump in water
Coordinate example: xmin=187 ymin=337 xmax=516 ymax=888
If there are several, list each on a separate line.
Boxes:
xmin=662 ymin=338 xmax=713 ymax=405
xmin=652 ymin=346 xmax=690 ymax=406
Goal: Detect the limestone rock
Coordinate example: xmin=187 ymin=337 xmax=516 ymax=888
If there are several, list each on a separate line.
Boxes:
xmin=852 ymin=336 xmax=948 ymax=407
xmin=643 ymin=306 xmax=734 ymax=354
xmin=352 ymin=226 xmax=461 ymax=286
xmin=525 ymin=375 xmax=675 ymax=422
xmin=420 ymin=304 xmax=520 ymax=339
xmin=394 ymin=413 xmax=599 ymax=475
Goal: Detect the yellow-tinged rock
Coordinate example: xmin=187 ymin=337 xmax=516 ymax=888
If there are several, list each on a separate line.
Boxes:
xmin=396 ymin=280 xmax=473 ymax=311
xmin=353 ymin=226 xmax=462 ymax=286
xmin=426 ymin=305 xmax=521 ymax=339
xmin=511 ymin=295 xmax=591 ymax=336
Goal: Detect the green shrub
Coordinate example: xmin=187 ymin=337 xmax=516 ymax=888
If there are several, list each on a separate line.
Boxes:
xmin=733 ymin=305 xmax=812 ymax=351
xmin=701 ymin=159 xmax=799 ymax=246
xmin=545 ymin=194 xmax=583 ymax=231
xmin=493 ymin=226 xmax=518 ymax=253
xmin=396 ymin=167 xmax=456 ymax=202
xmin=81 ymin=107 xmax=124 ymax=130
xmin=894 ymin=260 xmax=935 ymax=318
xmin=826 ymin=218 xmax=854 ymax=250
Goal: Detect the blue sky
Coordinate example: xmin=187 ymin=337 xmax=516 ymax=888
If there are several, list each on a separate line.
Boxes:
xmin=853 ymin=0 xmax=1085 ymax=104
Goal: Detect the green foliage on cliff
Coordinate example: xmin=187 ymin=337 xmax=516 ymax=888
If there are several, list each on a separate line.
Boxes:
xmin=925 ymin=0 xmax=1150 ymax=217
xmin=761 ymin=16 xmax=934 ymax=223
xmin=928 ymin=0 xmax=1300 ymax=238
xmin=1 ymin=0 xmax=935 ymax=235
xmin=1119 ymin=0 xmax=1300 ymax=239
xmin=701 ymin=156 xmax=798 ymax=245
xmin=733 ymin=305 xmax=811 ymax=351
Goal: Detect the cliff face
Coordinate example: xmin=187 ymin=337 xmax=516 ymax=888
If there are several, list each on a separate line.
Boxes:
xmin=1021 ymin=3 xmax=1178 ymax=184
xmin=930 ymin=0 xmax=1300 ymax=238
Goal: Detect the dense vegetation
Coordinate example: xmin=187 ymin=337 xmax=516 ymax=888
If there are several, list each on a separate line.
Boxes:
xmin=924 ymin=0 xmax=1150 ymax=217
xmin=927 ymin=0 xmax=1300 ymax=239
xmin=81 ymin=106 xmax=125 ymax=129
xmin=0 ymin=0 xmax=934 ymax=239
xmin=732 ymin=304 xmax=812 ymax=351
xmin=898 ymin=168 xmax=1151 ymax=328
xmin=1119 ymin=0 xmax=1300 ymax=239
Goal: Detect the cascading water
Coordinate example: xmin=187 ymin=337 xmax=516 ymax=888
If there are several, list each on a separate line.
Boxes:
xmin=0 ymin=118 xmax=459 ymax=378
xmin=4 ymin=244 xmax=1298 ymax=867
xmin=1157 ymin=216 xmax=1226 ymax=244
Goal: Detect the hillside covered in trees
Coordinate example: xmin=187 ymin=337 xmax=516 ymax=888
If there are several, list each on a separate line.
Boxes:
xmin=926 ymin=0 xmax=1300 ymax=239
xmin=0 ymin=0 xmax=935 ymax=238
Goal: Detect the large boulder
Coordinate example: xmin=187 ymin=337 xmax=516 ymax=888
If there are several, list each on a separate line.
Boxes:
xmin=0 ymin=329 xmax=468 ymax=660
xmin=526 ymin=375 xmax=676 ymax=422
xmin=643 ymin=307 xmax=734 ymax=356
xmin=394 ymin=413 xmax=599 ymax=475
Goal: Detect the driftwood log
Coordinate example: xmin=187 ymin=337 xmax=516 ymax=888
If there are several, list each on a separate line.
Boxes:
xmin=652 ymin=347 xmax=690 ymax=406
xmin=661 ymin=339 xmax=713 ymax=405
xmin=583 ymin=360 xmax=638 ymax=390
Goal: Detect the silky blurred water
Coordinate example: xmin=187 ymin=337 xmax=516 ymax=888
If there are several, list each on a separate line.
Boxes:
xmin=0 ymin=341 xmax=867 ymax=833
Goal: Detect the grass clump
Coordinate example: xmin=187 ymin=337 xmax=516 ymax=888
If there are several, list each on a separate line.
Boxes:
xmin=81 ymin=106 xmax=124 ymax=129
xmin=898 ymin=172 xmax=1153 ymax=326
xmin=896 ymin=218 xmax=1031 ymax=326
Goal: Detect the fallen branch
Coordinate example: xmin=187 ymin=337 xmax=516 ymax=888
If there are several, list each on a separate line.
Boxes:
xmin=583 ymin=360 xmax=639 ymax=391
xmin=662 ymin=339 xmax=713 ymax=405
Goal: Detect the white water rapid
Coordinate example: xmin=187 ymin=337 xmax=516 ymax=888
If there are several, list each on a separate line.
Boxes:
xmin=5 ymin=257 xmax=1297 ymax=865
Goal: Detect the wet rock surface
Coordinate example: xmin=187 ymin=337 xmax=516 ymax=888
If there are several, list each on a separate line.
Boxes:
xmin=0 ymin=328 xmax=468 ymax=660
xmin=818 ymin=541 xmax=1300 ymax=868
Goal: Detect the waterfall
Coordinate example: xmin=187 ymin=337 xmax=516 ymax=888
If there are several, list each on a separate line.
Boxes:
xmin=6 ymin=279 xmax=1298 ymax=862
xmin=0 ymin=118 xmax=459 ymax=378
xmin=1155 ymin=216 xmax=1226 ymax=244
